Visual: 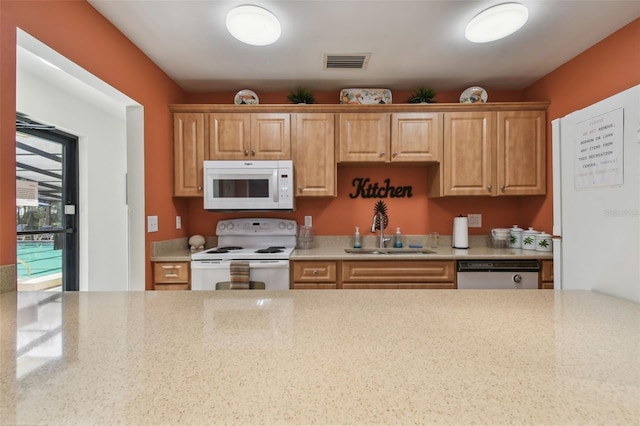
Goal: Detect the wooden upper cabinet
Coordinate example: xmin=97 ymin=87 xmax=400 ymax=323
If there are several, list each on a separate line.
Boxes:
xmin=443 ymin=111 xmax=495 ymax=196
xmin=338 ymin=112 xmax=442 ymax=163
xmin=208 ymin=113 xmax=290 ymax=160
xmin=338 ymin=113 xmax=390 ymax=162
xmin=438 ymin=110 xmax=546 ymax=197
xmin=496 ymin=110 xmax=546 ymax=195
xmin=208 ymin=113 xmax=250 ymax=160
xmin=173 ymin=112 xmax=206 ymax=197
xmin=292 ymin=113 xmax=336 ymax=197
xmin=391 ymin=112 xmax=442 ymax=162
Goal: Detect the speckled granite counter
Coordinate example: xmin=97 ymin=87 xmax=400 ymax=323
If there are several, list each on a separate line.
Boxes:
xmin=291 ymin=235 xmax=553 ymax=260
xmin=1 ymin=290 xmax=637 ymax=425
xmin=151 ymin=235 xmax=553 ymax=262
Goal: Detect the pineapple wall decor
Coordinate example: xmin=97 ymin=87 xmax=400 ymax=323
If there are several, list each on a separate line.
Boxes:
xmin=372 ymin=201 xmax=389 ymax=232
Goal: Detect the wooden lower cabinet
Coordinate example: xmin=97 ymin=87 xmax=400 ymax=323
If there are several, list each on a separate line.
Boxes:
xmin=540 ymin=260 xmax=554 ymax=289
xmin=153 ymin=261 xmax=190 ymax=290
xmin=291 ymin=261 xmax=338 ymax=289
xmin=340 ymin=260 xmax=456 ymax=289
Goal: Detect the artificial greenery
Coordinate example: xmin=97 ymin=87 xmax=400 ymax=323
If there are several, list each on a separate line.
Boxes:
xmin=407 ymin=87 xmax=437 ymax=103
xmin=287 ymin=87 xmax=315 ymax=104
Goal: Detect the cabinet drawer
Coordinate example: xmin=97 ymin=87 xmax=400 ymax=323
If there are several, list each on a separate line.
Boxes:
xmin=154 ymin=262 xmax=189 ymax=283
xmin=342 ymin=260 xmax=455 ymax=283
xmin=292 ymin=283 xmax=338 ymax=290
xmin=154 ymin=283 xmax=190 ymax=291
xmin=292 ymin=261 xmax=337 ymax=283
xmin=540 ymin=260 xmax=554 ymax=281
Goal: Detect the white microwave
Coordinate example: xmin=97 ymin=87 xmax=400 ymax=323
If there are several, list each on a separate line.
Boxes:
xmin=203 ymin=160 xmax=294 ymax=211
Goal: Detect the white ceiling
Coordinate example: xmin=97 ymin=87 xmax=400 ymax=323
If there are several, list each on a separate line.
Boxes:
xmin=86 ymin=0 xmax=640 ymax=94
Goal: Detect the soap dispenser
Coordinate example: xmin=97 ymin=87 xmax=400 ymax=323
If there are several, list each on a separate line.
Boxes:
xmin=353 ymin=227 xmax=362 ymax=248
xmin=393 ymin=227 xmax=403 ymax=248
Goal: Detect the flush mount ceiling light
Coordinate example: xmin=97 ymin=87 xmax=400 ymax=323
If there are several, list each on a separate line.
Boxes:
xmin=226 ymin=5 xmax=281 ymax=46
xmin=465 ymin=3 xmax=529 ymax=43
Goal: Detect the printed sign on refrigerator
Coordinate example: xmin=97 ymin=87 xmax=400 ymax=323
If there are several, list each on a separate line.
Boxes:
xmin=574 ymin=107 xmax=624 ymax=189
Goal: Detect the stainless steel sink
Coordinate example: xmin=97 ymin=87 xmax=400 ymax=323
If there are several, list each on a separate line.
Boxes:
xmin=344 ymin=248 xmax=436 ymax=255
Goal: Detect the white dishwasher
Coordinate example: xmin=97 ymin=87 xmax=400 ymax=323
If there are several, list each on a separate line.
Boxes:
xmin=457 ymin=260 xmax=540 ymax=289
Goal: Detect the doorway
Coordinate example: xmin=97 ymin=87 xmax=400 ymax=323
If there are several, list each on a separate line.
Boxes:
xmin=16 ymin=116 xmax=79 ymax=291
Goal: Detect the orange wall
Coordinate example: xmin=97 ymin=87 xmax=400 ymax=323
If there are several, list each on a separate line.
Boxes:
xmin=522 ymin=18 xmax=640 ymax=231
xmin=0 ymin=2 xmax=637 ymax=290
xmin=185 ymin=166 xmax=537 ymax=238
xmin=0 ymin=0 xmax=188 ymax=289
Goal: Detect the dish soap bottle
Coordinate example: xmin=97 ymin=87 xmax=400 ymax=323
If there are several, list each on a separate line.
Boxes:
xmin=393 ymin=227 xmax=403 ymax=248
xmin=353 ymin=226 xmax=362 ymax=248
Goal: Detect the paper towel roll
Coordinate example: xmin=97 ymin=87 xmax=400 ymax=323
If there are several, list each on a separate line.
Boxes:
xmin=453 ymin=216 xmax=469 ymax=249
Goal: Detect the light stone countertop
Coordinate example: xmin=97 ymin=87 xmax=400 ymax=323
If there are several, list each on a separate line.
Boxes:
xmin=0 ymin=290 xmax=637 ymax=425
xmin=152 ymin=235 xmax=553 ymax=262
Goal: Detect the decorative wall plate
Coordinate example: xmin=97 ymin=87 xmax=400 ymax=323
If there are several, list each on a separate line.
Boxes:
xmin=340 ymin=88 xmax=392 ymax=104
xmin=234 ymin=89 xmax=259 ymax=105
xmin=459 ymin=86 xmax=488 ymax=103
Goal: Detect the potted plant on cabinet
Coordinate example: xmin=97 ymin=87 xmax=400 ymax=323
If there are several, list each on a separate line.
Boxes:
xmin=287 ymin=87 xmax=315 ymax=104
xmin=407 ymin=87 xmax=437 ymax=103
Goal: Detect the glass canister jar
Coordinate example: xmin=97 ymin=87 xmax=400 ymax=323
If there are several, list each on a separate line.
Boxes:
xmin=522 ymin=228 xmax=539 ymax=250
xmin=509 ymin=225 xmax=524 ymax=248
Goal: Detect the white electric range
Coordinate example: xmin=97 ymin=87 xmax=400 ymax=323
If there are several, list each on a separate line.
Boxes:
xmin=191 ymin=218 xmax=297 ymax=290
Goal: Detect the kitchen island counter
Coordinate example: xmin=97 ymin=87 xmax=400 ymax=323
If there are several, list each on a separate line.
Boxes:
xmin=1 ymin=289 xmax=637 ymax=425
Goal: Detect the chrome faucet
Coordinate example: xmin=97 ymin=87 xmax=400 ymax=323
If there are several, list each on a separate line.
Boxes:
xmin=372 ymin=212 xmax=391 ymax=248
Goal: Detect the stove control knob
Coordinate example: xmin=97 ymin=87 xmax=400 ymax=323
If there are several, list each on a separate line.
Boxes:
xmin=279 ymin=222 xmax=286 ymax=229
xmin=219 ymin=223 xmax=226 ymax=230
xmin=287 ymin=222 xmax=295 ymax=230
xmin=227 ymin=223 xmax=234 ymax=230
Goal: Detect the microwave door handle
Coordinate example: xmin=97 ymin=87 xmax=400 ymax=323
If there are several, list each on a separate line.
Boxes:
xmin=271 ymin=169 xmax=278 ymax=202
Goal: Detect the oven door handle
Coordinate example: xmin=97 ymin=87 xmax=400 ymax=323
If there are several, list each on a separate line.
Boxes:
xmin=247 ymin=260 xmax=289 ymax=269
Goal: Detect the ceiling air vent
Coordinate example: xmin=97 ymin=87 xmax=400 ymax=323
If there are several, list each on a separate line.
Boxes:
xmin=324 ymin=53 xmax=370 ymax=70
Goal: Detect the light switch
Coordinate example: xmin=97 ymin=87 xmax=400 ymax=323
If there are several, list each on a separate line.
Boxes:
xmin=304 ymin=216 xmax=312 ymax=227
xmin=176 ymin=216 xmax=182 ymax=230
xmin=468 ymin=214 xmax=482 ymax=228
xmin=147 ymin=215 xmax=158 ymax=232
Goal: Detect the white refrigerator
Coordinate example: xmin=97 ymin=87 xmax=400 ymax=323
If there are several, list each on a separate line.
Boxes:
xmin=552 ymin=84 xmax=640 ymax=302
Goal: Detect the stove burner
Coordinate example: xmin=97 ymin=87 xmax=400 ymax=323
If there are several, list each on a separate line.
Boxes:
xmin=218 ymin=246 xmax=243 ymax=250
xmin=255 ymin=246 xmax=285 ymax=254
xmin=206 ymin=249 xmax=230 ymax=254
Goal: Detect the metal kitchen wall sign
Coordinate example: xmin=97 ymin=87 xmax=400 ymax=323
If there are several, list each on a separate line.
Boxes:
xmin=349 ymin=177 xmax=413 ymax=199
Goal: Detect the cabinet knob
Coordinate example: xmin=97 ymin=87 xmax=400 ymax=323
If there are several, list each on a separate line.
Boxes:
xmin=298 ymin=187 xmax=303 ymax=192
xmin=392 ymin=152 xmax=398 ymax=157
xmin=251 ymin=149 xmax=256 ymax=156
xmin=244 ymin=150 xmax=249 ymax=156
xmin=487 ymin=185 xmax=493 ymax=191
xmin=380 ymin=151 xmax=386 ymax=157
xmin=197 ymin=186 xmax=202 ymax=191
xmin=312 ymin=270 xmax=318 ymax=275
xmin=500 ymin=185 xmax=506 ymax=191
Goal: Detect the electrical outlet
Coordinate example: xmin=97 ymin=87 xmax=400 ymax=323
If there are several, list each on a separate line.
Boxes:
xmin=176 ymin=216 xmax=182 ymax=230
xmin=468 ymin=214 xmax=482 ymax=228
xmin=147 ymin=215 xmax=158 ymax=232
xmin=304 ymin=216 xmax=312 ymax=227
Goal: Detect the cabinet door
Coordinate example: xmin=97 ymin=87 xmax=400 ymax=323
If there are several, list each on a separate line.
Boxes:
xmin=292 ymin=113 xmax=336 ymax=197
xmin=391 ymin=112 xmax=442 ymax=162
xmin=251 ymin=113 xmax=291 ymax=159
xmin=173 ymin=113 xmax=206 ymax=196
xmin=208 ymin=113 xmax=251 ymax=159
xmin=443 ymin=112 xmax=495 ymax=196
xmin=497 ymin=110 xmax=546 ymax=195
xmin=338 ymin=113 xmax=390 ymax=162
